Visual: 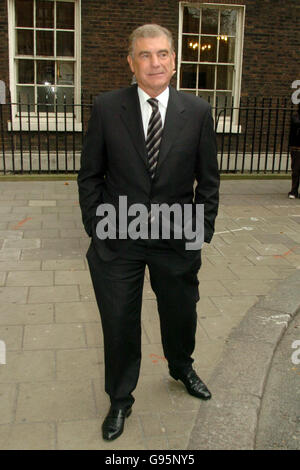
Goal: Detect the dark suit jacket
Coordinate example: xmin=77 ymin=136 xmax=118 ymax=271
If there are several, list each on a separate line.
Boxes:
xmin=289 ymin=112 xmax=300 ymax=148
xmin=78 ymin=85 xmax=219 ymax=261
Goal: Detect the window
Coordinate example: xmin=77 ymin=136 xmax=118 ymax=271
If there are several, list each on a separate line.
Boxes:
xmin=178 ymin=2 xmax=245 ymax=131
xmin=8 ymin=0 xmax=81 ymax=130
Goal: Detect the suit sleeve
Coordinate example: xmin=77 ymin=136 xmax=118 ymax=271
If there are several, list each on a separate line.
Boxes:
xmin=77 ymin=97 xmax=107 ymax=237
xmin=194 ymin=105 xmax=220 ymax=243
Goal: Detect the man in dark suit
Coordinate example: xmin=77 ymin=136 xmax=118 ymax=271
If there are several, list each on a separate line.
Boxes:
xmin=78 ymin=24 xmax=219 ymax=441
xmin=288 ymin=103 xmax=300 ymax=199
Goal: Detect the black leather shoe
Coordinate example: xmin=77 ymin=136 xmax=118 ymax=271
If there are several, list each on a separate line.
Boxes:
xmin=170 ymin=368 xmax=212 ymax=400
xmin=102 ymin=405 xmax=132 ymax=441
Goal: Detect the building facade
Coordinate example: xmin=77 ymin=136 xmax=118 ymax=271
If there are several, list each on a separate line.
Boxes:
xmin=0 ymin=0 xmax=299 ymax=173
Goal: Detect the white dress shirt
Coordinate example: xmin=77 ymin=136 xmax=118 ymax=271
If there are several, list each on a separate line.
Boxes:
xmin=137 ymin=86 xmax=169 ymax=139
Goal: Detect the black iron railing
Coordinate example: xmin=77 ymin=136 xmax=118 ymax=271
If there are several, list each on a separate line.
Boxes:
xmin=211 ymin=96 xmax=294 ymax=173
xmin=0 ymin=96 xmax=297 ymax=174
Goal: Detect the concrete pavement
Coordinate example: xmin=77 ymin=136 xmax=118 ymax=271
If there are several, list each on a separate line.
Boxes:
xmin=255 ymin=311 xmax=300 ymax=450
xmin=0 ymin=178 xmax=299 ymax=450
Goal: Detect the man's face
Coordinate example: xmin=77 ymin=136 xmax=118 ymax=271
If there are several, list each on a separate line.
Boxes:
xmin=127 ymin=35 xmax=175 ymax=97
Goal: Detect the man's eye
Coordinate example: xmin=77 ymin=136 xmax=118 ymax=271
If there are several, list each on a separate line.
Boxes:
xmin=159 ymin=52 xmax=168 ymax=58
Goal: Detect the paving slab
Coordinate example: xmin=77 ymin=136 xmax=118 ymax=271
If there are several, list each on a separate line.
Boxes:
xmin=0 ymin=286 xmax=28 ymax=303
xmin=23 ymin=229 xmax=60 ymax=239
xmin=29 ymin=200 xmax=56 ymax=207
xmin=54 ymin=301 xmax=99 ymax=323
xmin=0 ymin=384 xmax=18 ymax=424
xmin=16 ymin=380 xmax=96 ymax=423
xmin=0 ymin=423 xmax=56 ymax=450
xmin=0 ymin=230 xmax=23 ymax=240
xmin=0 ymin=326 xmax=23 ymax=350
xmin=23 ymin=323 xmax=86 ymax=349
xmin=56 ymin=417 xmax=145 ymax=450
xmin=0 ymin=179 xmax=299 ymax=450
xmin=0 ymin=249 xmax=21 ymax=261
xmin=0 ymin=273 xmax=6 ymax=286
xmin=188 ymin=269 xmax=300 ymax=450
xmin=56 ymin=348 xmax=104 ymax=380
xmin=0 ymin=303 xmax=54 ymax=325
xmin=6 ymin=271 xmax=54 ymax=286
xmin=28 ymin=285 xmax=80 ymax=303
xmin=84 ymin=323 xmax=105 ymax=347
xmin=54 ymin=270 xmax=91 ymax=285
xmin=255 ymin=312 xmax=300 ymax=450
xmin=42 ymin=259 xmax=86 ymax=270
xmin=3 ymin=239 xmax=41 ymax=250
xmin=0 ymin=350 xmax=55 ymax=383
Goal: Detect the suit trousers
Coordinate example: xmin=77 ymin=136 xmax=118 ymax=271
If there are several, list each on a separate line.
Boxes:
xmin=290 ymin=148 xmax=300 ymax=196
xmin=86 ymin=238 xmax=201 ymax=407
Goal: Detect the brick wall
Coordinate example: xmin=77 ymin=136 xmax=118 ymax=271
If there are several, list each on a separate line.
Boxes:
xmin=241 ymin=0 xmax=300 ymax=97
xmin=1 ymin=0 xmax=298 ymax=173
xmin=81 ymin=0 xmax=179 ymax=99
xmin=81 ymin=0 xmax=300 ymax=100
xmin=0 ymin=0 xmax=9 ymax=102
xmin=1 ymin=0 xmax=299 ymax=101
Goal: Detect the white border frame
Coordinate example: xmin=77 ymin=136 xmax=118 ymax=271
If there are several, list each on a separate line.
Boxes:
xmin=7 ymin=0 xmax=82 ymax=131
xmin=177 ymin=2 xmax=245 ymax=132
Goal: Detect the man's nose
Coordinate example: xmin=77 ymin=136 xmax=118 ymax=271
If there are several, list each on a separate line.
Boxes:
xmin=150 ymin=54 xmax=160 ymax=67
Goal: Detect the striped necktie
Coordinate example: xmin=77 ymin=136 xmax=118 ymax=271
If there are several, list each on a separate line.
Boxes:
xmin=146 ymin=98 xmax=163 ymax=179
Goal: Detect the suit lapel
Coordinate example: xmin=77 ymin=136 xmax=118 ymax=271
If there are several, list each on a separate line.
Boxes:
xmin=120 ymin=85 xmax=149 ymax=168
xmin=119 ymin=85 xmax=187 ymax=176
xmin=155 ymin=86 xmax=187 ymax=175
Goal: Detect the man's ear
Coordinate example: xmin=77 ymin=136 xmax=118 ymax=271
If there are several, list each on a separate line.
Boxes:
xmin=171 ymin=52 xmax=176 ymax=69
xmin=127 ymin=55 xmax=134 ymax=73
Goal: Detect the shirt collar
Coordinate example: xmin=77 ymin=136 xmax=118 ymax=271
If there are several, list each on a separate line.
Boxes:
xmin=137 ymin=86 xmax=169 ymax=109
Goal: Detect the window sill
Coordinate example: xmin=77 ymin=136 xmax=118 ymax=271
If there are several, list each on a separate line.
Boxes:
xmin=7 ymin=119 xmax=82 ymax=132
xmin=215 ymin=121 xmax=242 ymax=134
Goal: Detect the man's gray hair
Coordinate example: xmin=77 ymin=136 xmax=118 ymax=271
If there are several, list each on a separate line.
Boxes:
xmin=128 ymin=24 xmax=175 ymax=57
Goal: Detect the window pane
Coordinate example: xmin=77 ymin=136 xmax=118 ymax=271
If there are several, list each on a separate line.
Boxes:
xmin=17 ymin=86 xmax=35 ymax=111
xmin=220 ymin=10 xmax=237 ymax=36
xmin=37 ymin=85 xmax=55 ymax=112
xmin=14 ymin=0 xmax=78 ymax=111
xmin=183 ymin=91 xmax=197 ymax=97
xmin=217 ymin=65 xmax=234 ymax=90
xmin=201 ymin=8 xmax=218 ymax=35
xmin=57 ymin=2 xmax=74 ymax=29
xmin=36 ymin=31 xmax=54 ymax=56
xmin=182 ymin=6 xmax=200 ymax=34
xmin=57 ymin=61 xmax=74 ymax=85
xmin=36 ymin=0 xmax=54 ymax=28
xmin=56 ymin=87 xmax=74 ymax=112
xmin=57 ymin=32 xmax=74 ymax=56
xmin=180 ymin=64 xmax=197 ymax=89
xmin=17 ymin=30 xmax=34 ymax=55
xmin=182 ymin=35 xmax=199 ymax=61
xmin=37 ymin=60 xmax=55 ymax=84
xmin=199 ymin=36 xmax=217 ymax=63
xmin=219 ymin=36 xmax=235 ymax=63
xmin=17 ymin=60 xmax=34 ymax=83
xmin=198 ymin=65 xmax=215 ymax=89
xmin=216 ymin=92 xmax=232 ymax=108
xmin=16 ymin=0 xmax=33 ymax=27
xmin=198 ymin=91 xmax=214 ymax=104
